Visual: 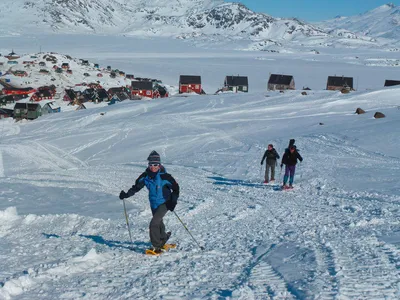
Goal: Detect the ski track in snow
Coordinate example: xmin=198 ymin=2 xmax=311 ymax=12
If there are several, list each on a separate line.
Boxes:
xmin=0 ymin=93 xmax=400 ymax=298
xmin=1 ymin=159 xmax=399 ymax=299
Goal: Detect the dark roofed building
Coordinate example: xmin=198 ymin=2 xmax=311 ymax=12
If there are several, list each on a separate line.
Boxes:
xmin=224 ymin=76 xmax=249 ymax=93
xmin=132 ymin=81 xmax=153 ymax=90
xmin=64 ymin=89 xmax=77 ymax=102
xmin=384 ymin=80 xmax=400 ymax=87
xmin=108 ymin=87 xmax=129 ymax=97
xmin=326 ymin=76 xmax=354 ymax=91
xmin=131 ymin=81 xmax=157 ymax=98
xmin=96 ymin=89 xmax=109 ymax=102
xmin=267 ymin=74 xmax=295 ymax=91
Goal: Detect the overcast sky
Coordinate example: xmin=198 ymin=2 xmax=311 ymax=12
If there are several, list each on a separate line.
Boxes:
xmin=233 ymin=0 xmax=399 ymax=21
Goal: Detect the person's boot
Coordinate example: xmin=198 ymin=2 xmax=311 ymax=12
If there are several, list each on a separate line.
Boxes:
xmin=161 ymin=231 xmax=171 ymax=248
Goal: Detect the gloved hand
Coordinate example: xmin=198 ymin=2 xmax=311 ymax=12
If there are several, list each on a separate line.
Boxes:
xmin=260 ymin=162 xmax=263 ymax=165
xmin=119 ymin=190 xmax=128 ymax=200
xmin=280 ymin=164 xmax=283 ymax=168
xmin=166 ymin=193 xmax=178 ymax=211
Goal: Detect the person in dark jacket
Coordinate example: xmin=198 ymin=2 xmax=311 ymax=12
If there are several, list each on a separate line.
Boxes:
xmin=119 ymin=150 xmax=180 ymax=253
xmin=260 ymin=144 xmax=280 ymax=183
xmin=280 ymin=145 xmax=303 ymax=188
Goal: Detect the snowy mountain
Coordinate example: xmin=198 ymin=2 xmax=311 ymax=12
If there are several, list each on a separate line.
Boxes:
xmin=317 ymin=3 xmax=400 ymax=40
xmin=0 ymin=0 xmax=378 ymax=50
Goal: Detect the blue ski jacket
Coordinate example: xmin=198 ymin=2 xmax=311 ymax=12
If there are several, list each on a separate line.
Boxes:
xmin=126 ymin=166 xmax=179 ymax=210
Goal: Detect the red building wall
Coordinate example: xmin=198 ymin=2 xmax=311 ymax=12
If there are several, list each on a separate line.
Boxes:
xmin=132 ymin=89 xmax=154 ymax=99
xmin=179 ymin=84 xmax=201 ymax=94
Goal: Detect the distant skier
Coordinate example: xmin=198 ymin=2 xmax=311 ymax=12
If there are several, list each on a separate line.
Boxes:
xmin=280 ymin=139 xmax=303 ymax=189
xmin=119 ymin=150 xmax=180 ymax=254
xmin=260 ymin=144 xmax=280 ymax=183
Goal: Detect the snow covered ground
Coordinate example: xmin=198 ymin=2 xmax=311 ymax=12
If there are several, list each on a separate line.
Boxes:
xmin=0 ymin=35 xmax=400 ymax=299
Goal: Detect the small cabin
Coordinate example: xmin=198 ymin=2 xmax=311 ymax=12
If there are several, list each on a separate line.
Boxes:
xmin=267 ymin=74 xmax=295 ymax=91
xmin=63 ymin=89 xmax=77 ymax=102
xmin=13 ymin=102 xmax=42 ymax=120
xmin=96 ymin=89 xmax=109 ymax=102
xmin=326 ymin=76 xmax=354 ymax=91
xmin=40 ymin=101 xmax=60 ymax=114
xmin=384 ymin=80 xmax=400 ymax=87
xmin=13 ymin=70 xmax=28 ymax=77
xmin=224 ymin=76 xmax=249 ymax=93
xmin=108 ymin=87 xmax=128 ymax=98
xmin=110 ymin=92 xmax=130 ymax=102
xmin=131 ymin=81 xmax=155 ymax=98
xmin=31 ymin=90 xmax=54 ymax=102
xmin=179 ymin=75 xmax=202 ymax=94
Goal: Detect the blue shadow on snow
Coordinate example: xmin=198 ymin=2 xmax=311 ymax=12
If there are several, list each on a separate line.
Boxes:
xmin=208 ymin=176 xmax=276 ymax=189
xmin=78 ymin=234 xmax=150 ymax=254
xmin=42 ymin=232 xmax=149 ymax=254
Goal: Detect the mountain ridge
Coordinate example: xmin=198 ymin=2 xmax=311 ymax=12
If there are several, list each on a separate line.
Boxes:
xmin=0 ymin=1 xmax=397 ymax=50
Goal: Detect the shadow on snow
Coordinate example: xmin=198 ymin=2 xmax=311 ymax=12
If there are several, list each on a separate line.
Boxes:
xmin=42 ymin=232 xmax=150 ymax=254
xmin=208 ymin=176 xmax=279 ymax=189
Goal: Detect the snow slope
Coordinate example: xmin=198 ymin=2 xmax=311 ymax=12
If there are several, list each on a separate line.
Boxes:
xmin=0 ymin=34 xmax=400 ymax=299
xmin=1 ymin=71 xmax=400 ymax=298
xmin=317 ymin=3 xmax=400 ymax=40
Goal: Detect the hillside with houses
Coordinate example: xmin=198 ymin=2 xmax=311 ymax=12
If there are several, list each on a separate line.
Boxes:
xmin=1 ymin=46 xmax=400 ymax=122
xmin=0 ymin=50 xmax=172 ymax=120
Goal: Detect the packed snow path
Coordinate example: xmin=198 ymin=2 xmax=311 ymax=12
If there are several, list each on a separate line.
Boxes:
xmin=0 ymin=90 xmax=399 ymax=299
xmin=1 ymin=164 xmax=399 ymax=299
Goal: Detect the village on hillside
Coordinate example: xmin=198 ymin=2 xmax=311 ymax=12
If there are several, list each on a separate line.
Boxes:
xmin=0 ymin=49 xmax=399 ymax=121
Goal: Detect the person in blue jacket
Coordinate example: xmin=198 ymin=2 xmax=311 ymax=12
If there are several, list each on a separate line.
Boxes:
xmin=119 ymin=150 xmax=180 ymax=253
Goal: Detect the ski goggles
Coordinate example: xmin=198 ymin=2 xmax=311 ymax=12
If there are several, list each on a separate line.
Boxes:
xmin=148 ymin=163 xmax=160 ymax=167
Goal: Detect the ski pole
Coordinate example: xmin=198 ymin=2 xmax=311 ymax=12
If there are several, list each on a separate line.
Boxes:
xmin=173 ymin=211 xmax=204 ymax=251
xmin=122 ymin=199 xmax=133 ymax=244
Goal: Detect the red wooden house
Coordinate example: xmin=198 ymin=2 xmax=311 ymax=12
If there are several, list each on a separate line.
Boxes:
xmin=131 ymin=81 xmax=156 ymax=98
xmin=2 ymin=87 xmax=36 ymax=95
xmin=179 ymin=75 xmax=202 ymax=94
xmin=38 ymin=85 xmax=56 ymax=96
xmin=31 ymin=90 xmax=54 ymax=101
xmin=61 ymin=63 xmax=70 ymax=69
